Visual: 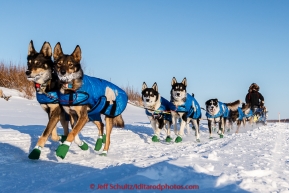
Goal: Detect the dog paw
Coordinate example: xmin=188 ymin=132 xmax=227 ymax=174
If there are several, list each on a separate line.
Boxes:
xmin=152 ymin=135 xmax=160 ymax=142
xmin=209 ymin=137 xmax=214 ymax=140
xmin=165 ymin=136 xmax=172 ymax=142
xmin=196 ymin=138 xmax=200 ymax=143
xmin=94 ymin=138 xmax=103 ymax=151
xmin=28 ymin=148 xmax=41 ymax=160
xmin=175 ymin=136 xmax=182 ymax=143
xmin=220 ymin=134 xmax=224 ymax=138
xmin=56 ymin=144 xmax=70 ymax=159
xmin=79 ymin=141 xmax=89 ymax=150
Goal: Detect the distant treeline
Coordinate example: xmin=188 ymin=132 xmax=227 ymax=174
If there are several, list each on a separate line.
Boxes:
xmin=267 ymin=119 xmax=289 ymax=123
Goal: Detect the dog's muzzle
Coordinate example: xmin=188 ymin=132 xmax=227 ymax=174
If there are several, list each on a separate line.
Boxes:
xmin=57 ymin=71 xmax=82 ymax=83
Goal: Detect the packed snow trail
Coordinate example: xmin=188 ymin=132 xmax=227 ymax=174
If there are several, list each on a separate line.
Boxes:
xmin=1 ymin=87 xmax=289 ymax=193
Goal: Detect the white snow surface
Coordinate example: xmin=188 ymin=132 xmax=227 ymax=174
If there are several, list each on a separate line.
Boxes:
xmin=1 ymin=87 xmax=289 ymax=193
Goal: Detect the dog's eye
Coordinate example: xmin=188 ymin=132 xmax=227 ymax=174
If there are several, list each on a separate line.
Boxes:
xmin=150 ymin=94 xmax=154 ymax=97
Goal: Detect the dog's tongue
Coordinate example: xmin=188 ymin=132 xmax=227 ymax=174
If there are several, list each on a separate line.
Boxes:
xmin=35 ymin=83 xmax=41 ymax=88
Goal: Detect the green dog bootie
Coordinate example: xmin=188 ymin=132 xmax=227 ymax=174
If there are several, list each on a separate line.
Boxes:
xmin=196 ymin=138 xmax=200 ymax=143
xmin=79 ymin=141 xmax=89 ymax=150
xmin=56 ymin=144 xmax=70 ymax=159
xmin=94 ymin=137 xmax=103 ymax=151
xmin=175 ymin=136 xmax=182 ymax=143
xmin=102 ymin=134 xmax=106 ymax=143
xmin=209 ymin=137 xmax=214 ymax=140
xmin=28 ymin=147 xmax=41 ymax=160
xmin=152 ymin=135 xmax=160 ymax=142
xmin=165 ymin=136 xmax=172 ymax=142
xmin=220 ymin=134 xmax=224 ymax=138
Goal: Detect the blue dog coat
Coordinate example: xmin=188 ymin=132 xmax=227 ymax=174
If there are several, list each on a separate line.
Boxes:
xmin=58 ymin=75 xmax=128 ymax=121
xmin=145 ymin=97 xmax=175 ymax=121
xmin=237 ymin=107 xmax=244 ymax=120
xmin=174 ymin=93 xmax=202 ymax=119
xmin=206 ymin=101 xmax=229 ymax=119
xmin=237 ymin=107 xmax=254 ymax=120
xmin=36 ymin=91 xmax=59 ymax=104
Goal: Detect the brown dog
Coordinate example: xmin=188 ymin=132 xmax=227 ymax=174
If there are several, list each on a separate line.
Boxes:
xmin=53 ymin=42 xmax=127 ymax=158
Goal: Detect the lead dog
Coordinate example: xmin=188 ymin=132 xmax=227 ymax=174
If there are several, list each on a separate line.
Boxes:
xmin=142 ymin=82 xmax=174 ymax=142
xmin=170 ymin=77 xmax=202 ymax=143
xmin=53 ymin=42 xmax=128 ymax=158
xmin=205 ymin=98 xmax=240 ymax=138
xmin=26 ymin=40 xmax=86 ymax=160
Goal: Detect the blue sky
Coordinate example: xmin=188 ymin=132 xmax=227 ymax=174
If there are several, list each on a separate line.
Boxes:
xmin=0 ymin=1 xmax=288 ymax=119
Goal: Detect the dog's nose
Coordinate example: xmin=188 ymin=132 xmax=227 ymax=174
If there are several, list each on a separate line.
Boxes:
xmin=60 ymin=69 xmax=66 ymax=75
xmin=25 ymin=70 xmax=31 ymax=76
xmin=146 ymin=99 xmax=150 ymax=102
xmin=176 ymin=93 xmax=180 ymax=97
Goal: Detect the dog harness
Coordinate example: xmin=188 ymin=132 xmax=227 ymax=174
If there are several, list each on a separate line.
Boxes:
xmin=206 ymin=101 xmax=229 ymax=119
xmin=58 ymin=75 xmax=128 ymax=121
xmin=145 ymin=97 xmax=175 ymax=121
xmin=174 ymin=93 xmax=202 ymax=119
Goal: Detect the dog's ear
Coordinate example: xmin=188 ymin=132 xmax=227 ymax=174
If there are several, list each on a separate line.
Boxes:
xmin=181 ymin=77 xmax=187 ymax=86
xmin=152 ymin=82 xmax=158 ymax=92
xmin=72 ymin=45 xmax=81 ymax=63
xmin=142 ymin=82 xmax=147 ymax=91
xmin=171 ymin=77 xmax=177 ymax=86
xmin=40 ymin=41 xmax=52 ymax=57
xmin=53 ymin=42 xmax=63 ymax=61
xmin=28 ymin=40 xmax=37 ymax=56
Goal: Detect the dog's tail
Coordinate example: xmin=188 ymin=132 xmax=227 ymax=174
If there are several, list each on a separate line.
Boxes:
xmin=113 ymin=114 xmax=125 ymax=128
xmin=225 ymin=100 xmax=241 ymax=111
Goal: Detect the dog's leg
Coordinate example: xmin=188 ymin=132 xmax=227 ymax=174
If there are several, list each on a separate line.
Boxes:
xmin=171 ymin=111 xmax=178 ymax=136
xmin=236 ymin=120 xmax=241 ymax=133
xmin=28 ymin=104 xmax=61 ymax=160
xmin=227 ymin=119 xmax=232 ymax=133
xmin=56 ymin=106 xmax=89 ymax=159
xmin=164 ymin=120 xmax=172 ymax=142
xmin=208 ymin=119 xmax=213 ymax=139
xmin=242 ymin=118 xmax=246 ymax=128
xmin=57 ymin=111 xmax=69 ymax=143
xmin=94 ymin=121 xmax=106 ymax=151
xmin=192 ymin=119 xmax=200 ymax=142
xmin=175 ymin=113 xmax=186 ymax=143
xmin=219 ymin=117 xmax=225 ymax=138
xmin=101 ymin=116 xmax=113 ymax=156
xmin=148 ymin=116 xmax=160 ymax=142
xmin=66 ymin=113 xmax=89 ymax=151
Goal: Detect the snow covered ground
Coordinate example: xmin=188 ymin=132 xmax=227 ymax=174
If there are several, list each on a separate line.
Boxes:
xmin=1 ymin=87 xmax=289 ymax=193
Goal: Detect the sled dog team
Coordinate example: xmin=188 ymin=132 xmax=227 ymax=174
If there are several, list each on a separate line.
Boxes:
xmin=142 ymin=80 xmax=256 ymax=144
xmin=26 ymin=40 xmax=259 ymax=160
